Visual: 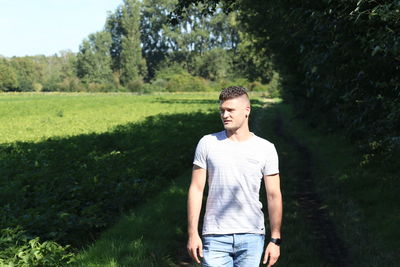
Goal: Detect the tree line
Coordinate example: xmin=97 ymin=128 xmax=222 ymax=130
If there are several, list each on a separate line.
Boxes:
xmin=174 ymin=0 xmax=400 ymax=159
xmin=0 ymin=0 xmax=277 ymax=94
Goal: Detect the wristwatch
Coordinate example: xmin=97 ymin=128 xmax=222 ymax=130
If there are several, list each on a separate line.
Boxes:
xmin=270 ymin=238 xmax=282 ymax=246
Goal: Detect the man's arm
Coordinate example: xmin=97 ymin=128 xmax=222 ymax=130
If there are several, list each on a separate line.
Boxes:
xmin=263 ymin=173 xmax=282 ymax=266
xmin=187 ymin=165 xmax=207 ymax=264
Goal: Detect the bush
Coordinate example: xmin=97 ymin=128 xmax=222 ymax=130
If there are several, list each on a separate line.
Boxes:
xmin=33 ymin=82 xmax=43 ymax=92
xmin=153 ymin=64 xmax=211 ymax=92
xmin=149 ymin=78 xmax=168 ymax=92
xmin=0 ymin=227 xmax=74 ymax=266
xmin=154 ymin=63 xmax=187 ymax=81
xmin=215 ymin=78 xmax=251 ymax=91
xmin=248 ymin=81 xmax=268 ymax=92
xmin=165 ymin=72 xmax=210 ymax=92
xmin=191 ymin=49 xmax=232 ymax=81
xmin=57 ymin=77 xmax=85 ymax=92
xmin=86 ymin=82 xmax=117 ymax=92
xmin=126 ymin=79 xmax=144 ymax=93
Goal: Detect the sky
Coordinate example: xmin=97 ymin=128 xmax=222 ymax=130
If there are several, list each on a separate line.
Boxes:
xmin=0 ymin=0 xmax=123 ymax=57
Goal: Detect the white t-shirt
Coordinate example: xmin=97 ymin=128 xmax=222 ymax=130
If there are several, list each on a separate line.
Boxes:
xmin=193 ymin=130 xmax=279 ymax=235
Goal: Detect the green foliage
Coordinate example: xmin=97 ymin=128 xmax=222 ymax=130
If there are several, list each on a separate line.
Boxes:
xmin=166 ymin=72 xmax=209 ymax=92
xmin=175 ymin=0 xmax=400 ymax=158
xmin=9 ymin=57 xmax=43 ymax=91
xmin=33 ymin=51 xmax=79 ymax=92
xmin=0 ymin=227 xmax=74 ymax=266
xmin=238 ymin=0 xmax=399 ymax=155
xmin=76 ymin=31 xmax=114 ymax=84
xmin=105 ymin=0 xmax=146 ymax=85
xmin=0 ymin=53 xmax=80 ymax=92
xmin=125 ymin=79 xmax=144 ymax=92
xmin=140 ymin=0 xmax=176 ymax=80
xmin=154 ymin=64 xmax=211 ymax=92
xmin=120 ymin=0 xmax=147 ymax=84
xmin=140 ymin=0 xmax=241 ymax=80
xmin=190 ymin=48 xmax=232 ymax=81
xmin=251 ymin=71 xmax=281 ymax=98
xmin=274 ymin=102 xmax=399 ymax=265
xmin=57 ymin=77 xmax=85 ymax=92
xmin=0 ymin=58 xmax=19 ymax=91
xmin=1 ymin=0 xmax=260 ymax=92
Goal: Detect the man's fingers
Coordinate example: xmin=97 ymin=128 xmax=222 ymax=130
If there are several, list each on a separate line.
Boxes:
xmin=268 ymin=256 xmax=278 ymax=266
xmin=263 ymin=251 xmax=270 ymax=264
xmin=187 ymin=236 xmax=203 ymax=264
xmin=191 ymin=248 xmax=200 ymax=263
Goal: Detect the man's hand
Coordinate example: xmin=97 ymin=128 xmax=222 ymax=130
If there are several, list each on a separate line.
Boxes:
xmin=187 ymin=234 xmax=203 ymax=263
xmin=263 ymin=242 xmax=280 ymax=266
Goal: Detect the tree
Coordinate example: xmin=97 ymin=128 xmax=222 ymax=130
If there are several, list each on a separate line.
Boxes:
xmin=120 ymin=0 xmax=145 ymax=85
xmin=140 ymin=0 xmax=175 ymax=80
xmin=76 ymin=31 xmax=113 ymax=84
xmin=0 ymin=58 xmax=18 ymax=91
xmin=9 ymin=57 xmax=42 ymax=91
xmin=106 ymin=0 xmax=146 ymax=85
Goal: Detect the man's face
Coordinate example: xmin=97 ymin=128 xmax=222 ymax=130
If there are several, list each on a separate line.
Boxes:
xmin=219 ymin=95 xmax=250 ymax=131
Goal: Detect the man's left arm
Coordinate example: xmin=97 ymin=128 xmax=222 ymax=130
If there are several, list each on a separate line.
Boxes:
xmin=263 ymin=173 xmax=282 ymax=266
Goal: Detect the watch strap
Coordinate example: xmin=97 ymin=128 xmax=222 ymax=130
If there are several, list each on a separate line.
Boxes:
xmin=270 ymin=238 xmax=282 ymax=246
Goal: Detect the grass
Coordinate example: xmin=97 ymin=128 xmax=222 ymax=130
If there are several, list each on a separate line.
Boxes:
xmin=0 ymin=92 xmax=220 ymax=144
xmin=72 ymin=170 xmax=192 ymax=267
xmin=274 ymin=102 xmax=399 ymax=266
xmin=72 ymin=100 xmax=329 ymax=267
xmin=0 ymin=92 xmax=222 ymax=266
xmin=253 ymin=102 xmax=328 ymax=266
xmin=2 ymin=92 xmax=397 ymax=266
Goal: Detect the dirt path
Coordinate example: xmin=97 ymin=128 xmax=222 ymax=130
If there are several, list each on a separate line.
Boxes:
xmin=273 ymin=110 xmax=352 ymax=267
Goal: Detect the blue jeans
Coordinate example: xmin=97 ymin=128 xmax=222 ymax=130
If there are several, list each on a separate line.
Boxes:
xmin=202 ymin=233 xmax=265 ymax=267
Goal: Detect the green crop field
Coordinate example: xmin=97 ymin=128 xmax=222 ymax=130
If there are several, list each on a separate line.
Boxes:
xmin=0 ymin=92 xmax=230 ymax=265
xmin=0 ymin=92 xmax=222 ymax=144
xmin=0 ymin=92 xmax=269 ymax=265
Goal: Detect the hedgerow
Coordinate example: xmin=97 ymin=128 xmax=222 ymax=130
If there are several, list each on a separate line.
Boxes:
xmin=236 ymin=0 xmax=400 ymax=156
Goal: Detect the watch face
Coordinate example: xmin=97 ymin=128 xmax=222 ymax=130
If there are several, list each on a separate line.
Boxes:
xmin=270 ymin=238 xmax=281 ymax=245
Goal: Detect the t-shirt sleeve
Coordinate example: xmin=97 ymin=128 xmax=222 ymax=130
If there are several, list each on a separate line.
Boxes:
xmin=193 ymin=136 xmax=208 ymax=170
xmin=262 ymin=144 xmax=279 ymax=175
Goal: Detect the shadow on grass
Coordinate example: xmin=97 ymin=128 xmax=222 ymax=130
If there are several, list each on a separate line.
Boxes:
xmin=72 ymin=100 xmax=400 ymax=266
xmin=0 ymin=111 xmax=221 ymax=249
xmin=73 ymin=170 xmax=193 ymax=267
xmin=260 ymin=101 xmax=399 ymax=266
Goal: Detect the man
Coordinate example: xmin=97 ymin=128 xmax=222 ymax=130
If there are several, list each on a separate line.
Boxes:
xmin=187 ymin=86 xmax=282 ymax=267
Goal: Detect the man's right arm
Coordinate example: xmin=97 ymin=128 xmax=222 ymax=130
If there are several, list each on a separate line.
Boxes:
xmin=187 ymin=164 xmax=207 ymax=264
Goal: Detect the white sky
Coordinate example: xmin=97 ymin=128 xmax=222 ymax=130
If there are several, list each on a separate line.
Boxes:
xmin=0 ymin=0 xmax=123 ymax=57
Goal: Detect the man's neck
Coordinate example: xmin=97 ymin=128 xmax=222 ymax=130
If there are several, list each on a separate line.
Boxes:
xmin=225 ymin=126 xmax=253 ymax=142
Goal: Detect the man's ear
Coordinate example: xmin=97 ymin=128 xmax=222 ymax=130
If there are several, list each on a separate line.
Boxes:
xmin=246 ymin=105 xmax=251 ymax=116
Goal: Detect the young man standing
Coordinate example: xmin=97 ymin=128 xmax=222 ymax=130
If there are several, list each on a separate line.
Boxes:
xmin=187 ymin=86 xmax=282 ymax=267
